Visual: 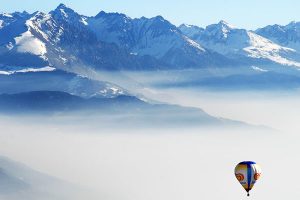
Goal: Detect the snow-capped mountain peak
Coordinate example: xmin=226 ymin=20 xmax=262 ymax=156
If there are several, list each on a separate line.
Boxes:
xmin=217 ymin=20 xmax=235 ymax=28
xmin=178 ymin=24 xmax=204 ymax=40
xmin=95 ymin=10 xmax=130 ymax=20
xmin=205 ymin=20 xmax=236 ymax=40
xmin=56 ymin=3 xmax=68 ymax=9
xmin=150 ymin=15 xmax=166 ymax=22
xmin=0 ymin=11 xmax=30 ymax=29
xmin=14 ymin=11 xmax=30 ymax=17
xmin=51 ymin=3 xmax=82 ymax=22
xmin=286 ymin=21 xmax=300 ymax=27
xmin=207 ymin=20 xmax=235 ymax=31
xmin=179 ymin=23 xmax=204 ymax=31
xmin=55 ymin=3 xmax=73 ymax=15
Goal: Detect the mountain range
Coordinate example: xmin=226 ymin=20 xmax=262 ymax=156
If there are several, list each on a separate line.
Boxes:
xmin=179 ymin=21 xmax=300 ymax=67
xmin=1 ymin=3 xmax=300 ymax=124
xmin=2 ymin=3 xmax=300 ymax=71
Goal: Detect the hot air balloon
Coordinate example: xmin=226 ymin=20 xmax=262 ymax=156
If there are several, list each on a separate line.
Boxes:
xmin=234 ymin=161 xmax=261 ymax=196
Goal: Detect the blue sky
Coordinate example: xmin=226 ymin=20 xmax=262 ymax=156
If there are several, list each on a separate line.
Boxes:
xmin=2 ymin=0 xmax=300 ymax=29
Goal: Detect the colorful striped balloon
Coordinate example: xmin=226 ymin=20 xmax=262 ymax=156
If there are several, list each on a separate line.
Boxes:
xmin=234 ymin=161 xmax=261 ymax=196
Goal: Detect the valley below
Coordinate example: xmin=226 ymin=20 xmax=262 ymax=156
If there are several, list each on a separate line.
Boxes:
xmin=0 ymin=77 xmax=299 ymax=200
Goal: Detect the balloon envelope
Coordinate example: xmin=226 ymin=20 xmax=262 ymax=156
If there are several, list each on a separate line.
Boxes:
xmin=234 ymin=161 xmax=261 ymax=196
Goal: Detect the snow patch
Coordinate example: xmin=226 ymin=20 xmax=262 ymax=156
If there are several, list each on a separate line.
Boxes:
xmin=251 ymin=66 xmax=268 ymax=72
xmin=110 ymin=87 xmax=123 ymax=94
xmin=14 ymin=31 xmax=47 ymax=56
xmin=0 ymin=13 xmax=13 ymax=18
xmin=16 ymin=66 xmax=55 ymax=73
xmin=6 ymin=42 xmax=14 ymax=50
xmin=246 ymin=31 xmax=294 ymax=53
xmin=0 ymin=71 xmax=11 ymax=75
xmin=244 ymin=32 xmax=300 ymax=67
xmin=59 ymin=55 xmax=68 ymax=64
xmin=184 ymin=36 xmax=205 ymax=51
xmin=80 ymin=17 xmax=88 ymax=25
xmin=182 ymin=24 xmax=192 ymax=28
xmin=99 ymin=87 xmax=125 ymax=97
xmin=60 ymin=9 xmax=68 ymax=18
xmin=0 ymin=66 xmax=55 ymax=75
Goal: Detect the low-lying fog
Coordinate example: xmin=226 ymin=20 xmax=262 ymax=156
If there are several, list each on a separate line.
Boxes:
xmin=140 ymin=88 xmax=300 ymax=132
xmin=1 ymin=70 xmax=300 ymax=200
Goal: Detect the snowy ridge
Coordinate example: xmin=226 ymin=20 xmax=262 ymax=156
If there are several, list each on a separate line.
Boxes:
xmin=0 ymin=68 xmax=129 ymax=98
xmin=179 ymin=20 xmax=300 ymax=67
xmin=243 ymin=32 xmax=300 ymax=67
xmin=2 ymin=3 xmax=300 ymax=71
xmin=88 ymin=11 xmax=218 ymax=67
xmin=0 ymin=4 xmax=160 ymax=71
xmin=257 ymin=21 xmax=300 ymax=53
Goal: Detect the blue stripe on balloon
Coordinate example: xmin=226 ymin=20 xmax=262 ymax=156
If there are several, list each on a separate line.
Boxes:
xmin=247 ymin=163 xmax=252 ymax=191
